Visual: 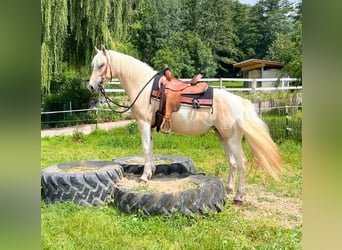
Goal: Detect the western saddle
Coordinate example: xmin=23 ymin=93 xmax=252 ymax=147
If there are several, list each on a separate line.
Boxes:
xmin=151 ymin=68 xmax=211 ymax=134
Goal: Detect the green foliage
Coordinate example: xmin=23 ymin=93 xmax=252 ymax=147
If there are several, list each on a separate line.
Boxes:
xmin=151 ymin=31 xmax=217 ymax=77
xmin=71 ymin=130 xmax=85 ymax=143
xmin=267 ymin=19 xmax=302 ymax=80
xmin=41 ymin=0 xmax=68 ymax=95
xmin=95 ymin=109 xmax=123 ymax=123
xmin=183 ymin=0 xmax=238 ymax=76
xmin=41 ymin=0 xmax=302 ymax=94
xmin=263 ymin=115 xmax=302 ymax=143
xmin=126 ymin=121 xmax=138 ymax=136
xmin=251 ymin=0 xmax=294 ymax=59
xmin=42 ymin=67 xmax=92 ymax=108
xmin=130 ymin=0 xmax=184 ymax=62
xmin=41 ymin=0 xmax=142 ymax=94
xmin=41 ymin=66 xmax=95 ymax=128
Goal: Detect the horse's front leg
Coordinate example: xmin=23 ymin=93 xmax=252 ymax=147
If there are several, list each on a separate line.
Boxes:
xmin=138 ymin=120 xmax=155 ymax=183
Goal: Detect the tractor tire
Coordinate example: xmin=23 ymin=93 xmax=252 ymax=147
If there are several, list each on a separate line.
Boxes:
xmin=112 ymin=155 xmax=226 ymax=215
xmin=112 ymin=155 xmax=197 ymax=175
xmin=41 ymin=161 xmax=123 ymax=207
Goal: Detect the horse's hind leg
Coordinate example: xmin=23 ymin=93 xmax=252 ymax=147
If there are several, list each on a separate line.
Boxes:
xmin=228 ymin=131 xmax=248 ymax=204
xmin=219 ymin=127 xmax=248 ymax=203
xmin=137 ymin=120 xmax=155 ymax=182
xmin=217 ymin=134 xmax=237 ymax=194
xmin=226 ymin=151 xmax=237 ymax=194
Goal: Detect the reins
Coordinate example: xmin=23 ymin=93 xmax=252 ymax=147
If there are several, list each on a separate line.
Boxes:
xmin=100 ymin=71 xmax=161 ymax=113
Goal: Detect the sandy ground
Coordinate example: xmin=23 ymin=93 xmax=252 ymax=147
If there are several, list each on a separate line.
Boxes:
xmin=41 ymin=120 xmax=133 ymax=137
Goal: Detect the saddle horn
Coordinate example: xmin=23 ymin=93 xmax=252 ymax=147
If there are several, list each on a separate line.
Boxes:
xmin=163 ymin=66 xmax=172 ymax=81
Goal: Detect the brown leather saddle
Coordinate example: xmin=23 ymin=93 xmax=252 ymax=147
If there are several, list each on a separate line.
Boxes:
xmin=151 ymin=68 xmax=213 ymax=134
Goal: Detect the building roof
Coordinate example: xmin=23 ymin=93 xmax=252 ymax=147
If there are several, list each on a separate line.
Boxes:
xmin=233 ymin=59 xmax=284 ymax=71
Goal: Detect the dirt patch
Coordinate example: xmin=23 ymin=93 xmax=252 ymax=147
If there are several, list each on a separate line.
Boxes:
xmin=124 ymin=156 xmax=174 ymax=165
xmin=116 ymin=174 xmax=198 ymax=193
xmin=230 ymin=184 xmax=302 ymax=229
xmin=61 ymin=165 xmax=102 ymax=172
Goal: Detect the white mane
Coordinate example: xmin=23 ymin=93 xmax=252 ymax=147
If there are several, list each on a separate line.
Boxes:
xmin=109 ymin=50 xmax=157 ymax=87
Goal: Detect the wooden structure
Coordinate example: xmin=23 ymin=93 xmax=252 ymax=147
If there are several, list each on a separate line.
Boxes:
xmin=234 ymin=59 xmax=286 ymax=88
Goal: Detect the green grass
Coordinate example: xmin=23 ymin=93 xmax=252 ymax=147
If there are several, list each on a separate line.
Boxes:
xmin=41 ymin=124 xmax=302 ymax=249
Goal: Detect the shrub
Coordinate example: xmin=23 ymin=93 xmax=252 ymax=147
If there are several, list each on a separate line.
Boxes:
xmin=41 ymin=68 xmax=95 ymax=128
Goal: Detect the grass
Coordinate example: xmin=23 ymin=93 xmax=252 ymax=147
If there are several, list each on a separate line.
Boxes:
xmin=41 ymin=124 xmax=302 ymax=249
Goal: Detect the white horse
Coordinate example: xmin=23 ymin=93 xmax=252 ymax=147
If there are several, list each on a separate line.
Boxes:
xmin=88 ymin=46 xmax=282 ymax=203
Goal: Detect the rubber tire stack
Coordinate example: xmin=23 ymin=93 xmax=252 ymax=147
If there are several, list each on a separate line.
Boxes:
xmin=41 ymin=155 xmax=227 ymax=215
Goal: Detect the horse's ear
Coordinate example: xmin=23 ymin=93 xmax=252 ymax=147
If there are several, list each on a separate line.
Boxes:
xmin=100 ymin=45 xmax=107 ymax=55
xmin=94 ymin=47 xmax=100 ymax=54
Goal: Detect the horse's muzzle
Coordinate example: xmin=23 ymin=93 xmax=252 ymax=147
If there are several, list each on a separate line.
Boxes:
xmin=87 ymin=81 xmax=103 ymax=93
xmin=87 ymin=84 xmax=95 ymax=93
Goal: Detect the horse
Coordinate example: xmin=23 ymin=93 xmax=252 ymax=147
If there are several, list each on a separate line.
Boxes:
xmin=87 ymin=46 xmax=282 ymax=203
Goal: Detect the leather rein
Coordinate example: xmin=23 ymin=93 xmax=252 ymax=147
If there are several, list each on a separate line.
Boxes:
xmin=99 ymin=51 xmax=160 ymax=113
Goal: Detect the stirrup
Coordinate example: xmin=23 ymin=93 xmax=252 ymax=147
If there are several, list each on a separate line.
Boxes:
xmin=160 ymin=119 xmax=171 ymax=134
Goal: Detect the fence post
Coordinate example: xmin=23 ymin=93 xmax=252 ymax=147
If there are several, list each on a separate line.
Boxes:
xmin=219 ymin=78 xmax=222 ymax=89
xmin=285 ymin=105 xmax=289 ymax=138
xmin=95 ymin=108 xmax=98 ymax=129
xmin=252 ymin=79 xmax=257 ymax=93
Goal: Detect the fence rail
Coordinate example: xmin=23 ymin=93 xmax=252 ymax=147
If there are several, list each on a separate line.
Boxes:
xmin=41 ymin=77 xmax=302 ymax=141
xmin=41 ymin=106 xmax=302 ymax=142
xmin=104 ymin=77 xmax=301 ymax=93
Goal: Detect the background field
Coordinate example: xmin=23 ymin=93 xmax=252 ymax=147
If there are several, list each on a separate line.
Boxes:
xmin=41 ymin=123 xmax=302 ymax=249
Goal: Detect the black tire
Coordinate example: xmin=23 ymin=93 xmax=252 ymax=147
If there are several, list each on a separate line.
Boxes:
xmin=41 ymin=161 xmax=123 ymax=207
xmin=112 ymin=155 xmax=197 ymax=175
xmin=112 ymin=155 xmax=226 ymax=215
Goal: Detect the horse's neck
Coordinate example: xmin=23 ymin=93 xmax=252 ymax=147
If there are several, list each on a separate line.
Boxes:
xmin=109 ymin=51 xmax=156 ymax=100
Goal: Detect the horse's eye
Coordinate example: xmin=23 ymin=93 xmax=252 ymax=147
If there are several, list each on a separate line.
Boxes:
xmin=98 ymin=63 xmax=105 ymax=69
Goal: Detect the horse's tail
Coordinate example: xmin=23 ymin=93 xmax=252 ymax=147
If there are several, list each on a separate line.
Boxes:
xmin=237 ymin=99 xmax=282 ymax=180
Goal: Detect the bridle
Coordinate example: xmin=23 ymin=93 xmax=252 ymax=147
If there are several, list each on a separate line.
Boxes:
xmin=99 ymin=50 xmax=113 ymax=86
xmin=98 ymin=49 xmax=161 ymax=113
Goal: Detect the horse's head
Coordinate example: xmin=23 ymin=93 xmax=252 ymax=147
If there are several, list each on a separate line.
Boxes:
xmin=87 ymin=45 xmax=115 ymax=93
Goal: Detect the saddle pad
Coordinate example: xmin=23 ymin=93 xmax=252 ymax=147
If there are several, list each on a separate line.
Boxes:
xmin=151 ymin=73 xmax=213 ymax=107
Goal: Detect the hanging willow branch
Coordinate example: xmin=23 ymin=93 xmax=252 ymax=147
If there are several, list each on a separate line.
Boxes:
xmin=41 ymin=0 xmax=141 ymax=95
xmin=41 ymin=0 xmax=68 ymax=94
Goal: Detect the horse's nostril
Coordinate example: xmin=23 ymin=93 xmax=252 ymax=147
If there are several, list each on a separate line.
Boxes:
xmin=88 ymin=85 xmax=95 ymax=92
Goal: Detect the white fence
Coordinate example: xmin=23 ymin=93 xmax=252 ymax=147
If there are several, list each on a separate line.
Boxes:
xmin=41 ymin=77 xmax=301 ymax=119
xmin=104 ymin=77 xmax=301 ymax=93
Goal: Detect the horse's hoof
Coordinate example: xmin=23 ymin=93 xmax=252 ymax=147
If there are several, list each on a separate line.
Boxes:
xmin=226 ymin=187 xmax=234 ymax=194
xmin=233 ymin=199 xmax=243 ymax=206
xmin=139 ymin=176 xmax=149 ymax=183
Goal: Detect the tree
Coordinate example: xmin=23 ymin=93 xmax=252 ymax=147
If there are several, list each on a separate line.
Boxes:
xmin=231 ymin=1 xmax=258 ymax=61
xmin=183 ymin=0 xmax=238 ymax=76
xmin=251 ymin=0 xmax=293 ymax=59
xmin=266 ymin=2 xmax=302 ymax=80
xmin=41 ymin=0 xmax=141 ymax=95
xmin=151 ymin=31 xmax=217 ymax=77
xmin=41 ymin=0 xmax=68 ymax=95
xmin=130 ymin=0 xmax=183 ymax=63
